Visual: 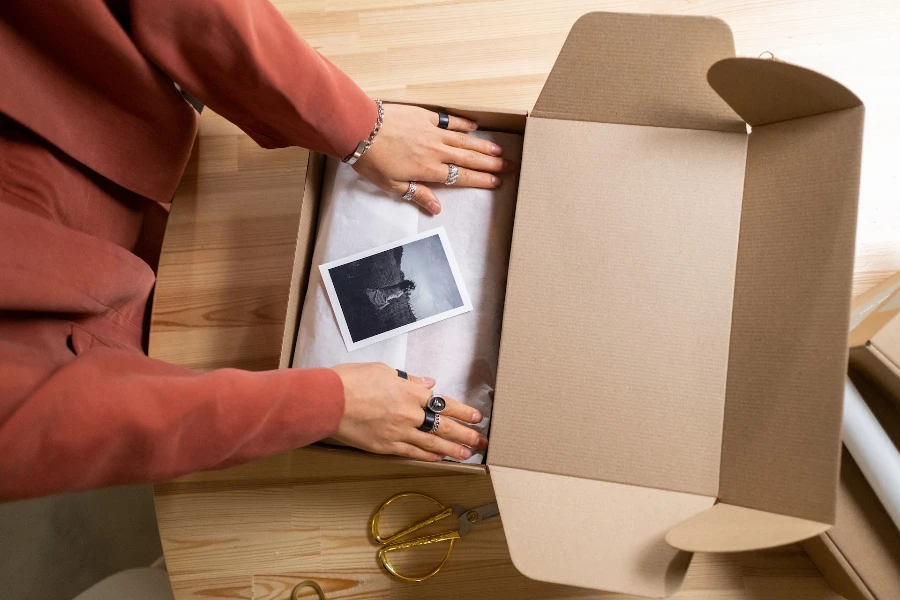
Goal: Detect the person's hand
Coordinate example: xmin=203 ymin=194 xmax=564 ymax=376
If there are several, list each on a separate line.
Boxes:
xmin=331 ymin=362 xmax=488 ymax=461
xmin=352 ymin=103 xmax=515 ymax=215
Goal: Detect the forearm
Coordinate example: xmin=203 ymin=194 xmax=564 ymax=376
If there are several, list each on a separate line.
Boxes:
xmin=0 ymin=347 xmax=344 ymax=501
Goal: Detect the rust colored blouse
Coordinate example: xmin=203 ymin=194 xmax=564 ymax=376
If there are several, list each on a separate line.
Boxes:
xmin=0 ymin=0 xmax=378 ymax=500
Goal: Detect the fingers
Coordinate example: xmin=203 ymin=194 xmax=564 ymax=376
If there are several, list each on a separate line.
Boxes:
xmin=406 ymin=429 xmax=474 ymax=461
xmin=442 ymin=146 xmax=514 ymax=175
xmin=443 ymin=130 xmax=504 ymax=157
xmin=413 ymin=164 xmax=501 ymax=191
xmin=410 ymin=183 xmax=441 ymax=214
xmin=392 ymin=181 xmax=442 ymax=215
xmin=417 ymin=393 xmax=483 ymax=425
xmin=434 ymin=417 xmax=489 ymax=452
xmin=428 ymin=111 xmax=477 ymax=132
xmin=391 ymin=442 xmax=443 ymax=462
xmin=451 ymin=167 xmax=501 ymax=190
xmin=407 ymin=374 xmax=436 ymax=389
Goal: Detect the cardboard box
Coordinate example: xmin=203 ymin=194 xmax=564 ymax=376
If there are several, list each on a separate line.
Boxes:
xmin=803 ymin=373 xmax=900 ymax=600
xmin=278 ymin=12 xmax=864 ymax=598
xmin=849 ymin=274 xmax=900 ymax=408
xmin=802 ymin=275 xmax=900 ymax=600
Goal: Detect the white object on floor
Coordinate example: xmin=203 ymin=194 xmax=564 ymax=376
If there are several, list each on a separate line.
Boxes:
xmin=294 ymin=131 xmax=523 ymax=463
xmin=72 ymin=567 xmax=174 ymax=600
xmin=842 ymin=377 xmax=900 ymax=532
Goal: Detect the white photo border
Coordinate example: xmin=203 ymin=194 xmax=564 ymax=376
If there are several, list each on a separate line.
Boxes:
xmin=319 ymin=227 xmax=473 ymax=352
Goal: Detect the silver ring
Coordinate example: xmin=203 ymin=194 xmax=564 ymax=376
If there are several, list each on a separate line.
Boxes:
xmin=427 ymin=394 xmax=447 ymax=414
xmin=429 ymin=413 xmax=441 ymax=434
xmin=444 ymin=164 xmax=459 ymax=186
xmin=402 ymin=181 xmax=417 ymax=202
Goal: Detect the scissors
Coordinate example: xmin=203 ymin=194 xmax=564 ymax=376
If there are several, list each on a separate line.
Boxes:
xmin=370 ymin=492 xmax=500 ymax=583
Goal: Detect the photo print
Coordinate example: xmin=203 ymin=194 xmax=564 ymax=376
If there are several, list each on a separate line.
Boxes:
xmin=319 ymin=227 xmax=472 ymax=351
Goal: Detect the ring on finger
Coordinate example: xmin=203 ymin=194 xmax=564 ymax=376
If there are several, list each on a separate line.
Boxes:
xmin=402 ymin=181 xmax=417 ymax=202
xmin=427 ymin=393 xmax=447 ymax=413
xmin=437 ymin=111 xmax=450 ymax=130
xmin=418 ymin=409 xmax=438 ymax=433
xmin=428 ymin=413 xmax=441 ymax=434
xmin=444 ymin=164 xmax=459 ymax=186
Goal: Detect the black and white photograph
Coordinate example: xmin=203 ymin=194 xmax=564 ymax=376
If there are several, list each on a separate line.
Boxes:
xmin=319 ymin=227 xmax=472 ymax=351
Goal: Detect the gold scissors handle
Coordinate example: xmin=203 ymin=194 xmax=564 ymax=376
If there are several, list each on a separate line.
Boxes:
xmin=377 ymin=530 xmax=461 ymax=582
xmin=370 ymin=492 xmax=460 ymax=583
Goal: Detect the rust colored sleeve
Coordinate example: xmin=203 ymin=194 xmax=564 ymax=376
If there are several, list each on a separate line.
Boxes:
xmin=0 ymin=345 xmax=344 ymax=501
xmin=126 ymin=0 xmax=377 ymax=158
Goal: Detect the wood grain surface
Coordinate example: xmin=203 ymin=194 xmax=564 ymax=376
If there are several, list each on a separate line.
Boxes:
xmin=150 ymin=1 xmax=900 ymax=598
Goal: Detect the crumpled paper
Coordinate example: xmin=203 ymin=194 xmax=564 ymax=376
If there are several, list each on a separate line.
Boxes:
xmin=293 ymin=131 xmax=523 ymax=463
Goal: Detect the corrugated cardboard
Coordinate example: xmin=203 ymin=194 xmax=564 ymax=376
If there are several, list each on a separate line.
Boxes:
xmin=277 ymin=12 xmax=864 ymax=599
xmin=489 ymin=12 xmax=862 ymax=598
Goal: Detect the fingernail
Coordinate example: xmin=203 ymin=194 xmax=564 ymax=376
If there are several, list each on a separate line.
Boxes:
xmin=472 ymin=411 xmax=482 ymax=422
xmin=430 ymin=201 xmax=441 ymax=214
xmin=491 ymin=176 xmax=501 ymax=186
xmin=469 ymin=122 xmax=478 ymax=131
xmin=461 ymin=447 xmax=473 ymax=459
xmin=479 ymin=436 xmax=489 ymax=449
xmin=491 ymin=144 xmax=503 ymax=155
xmin=422 ymin=377 xmax=436 ymax=386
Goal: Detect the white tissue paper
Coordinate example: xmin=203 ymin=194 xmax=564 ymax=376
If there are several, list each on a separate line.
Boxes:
xmin=293 ymin=131 xmax=523 ymax=463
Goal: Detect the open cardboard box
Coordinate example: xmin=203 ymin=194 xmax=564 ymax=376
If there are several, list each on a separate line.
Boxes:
xmin=276 ymin=12 xmax=864 ymax=598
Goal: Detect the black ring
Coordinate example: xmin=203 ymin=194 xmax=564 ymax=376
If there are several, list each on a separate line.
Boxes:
xmin=426 ymin=394 xmax=447 ymax=414
xmin=396 ymin=369 xmax=408 ymax=380
xmin=418 ymin=409 xmax=437 ymax=433
xmin=437 ymin=112 xmax=450 ymax=129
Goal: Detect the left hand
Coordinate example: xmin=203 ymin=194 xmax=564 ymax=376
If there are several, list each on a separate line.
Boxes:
xmin=330 ymin=362 xmax=488 ymax=462
xmin=352 ymin=103 xmax=516 ymax=215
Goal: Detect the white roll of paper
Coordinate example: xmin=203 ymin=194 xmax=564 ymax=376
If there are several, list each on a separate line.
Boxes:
xmin=842 ymin=378 xmax=900 ymax=531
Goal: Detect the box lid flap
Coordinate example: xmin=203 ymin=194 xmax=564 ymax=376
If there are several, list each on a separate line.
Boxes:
xmin=489 ymin=115 xmax=747 ymax=495
xmin=707 ymin=58 xmax=862 ymax=127
xmin=491 ymin=465 xmax=713 ymax=598
xmin=665 ymin=503 xmax=831 ymax=552
xmin=532 ymin=12 xmax=744 ymax=132
xmin=714 ymin=73 xmax=863 ymax=523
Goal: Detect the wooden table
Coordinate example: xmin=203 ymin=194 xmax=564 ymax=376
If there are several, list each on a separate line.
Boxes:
xmin=150 ymin=1 xmax=900 ymax=598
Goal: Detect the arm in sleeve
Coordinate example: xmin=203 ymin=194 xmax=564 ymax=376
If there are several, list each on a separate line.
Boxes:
xmin=125 ymin=0 xmax=378 ymax=158
xmin=0 ymin=346 xmax=344 ymax=501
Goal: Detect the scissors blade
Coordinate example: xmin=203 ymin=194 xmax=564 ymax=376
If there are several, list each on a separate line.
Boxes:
xmin=456 ymin=502 xmax=500 ymax=537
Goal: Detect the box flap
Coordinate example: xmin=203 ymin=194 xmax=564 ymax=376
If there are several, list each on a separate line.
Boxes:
xmin=491 ymin=466 xmax=713 ymax=598
xmin=489 ymin=116 xmax=747 ymax=496
xmin=532 ymin=12 xmax=743 ymax=133
xmin=666 ymin=503 xmax=830 ymax=552
xmin=716 ymin=74 xmax=864 ymax=523
xmin=707 ymin=58 xmax=862 ymax=127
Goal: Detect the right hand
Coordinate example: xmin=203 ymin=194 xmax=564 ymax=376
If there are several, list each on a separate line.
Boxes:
xmin=352 ymin=103 xmax=515 ymax=215
xmin=331 ymin=362 xmax=488 ymax=462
